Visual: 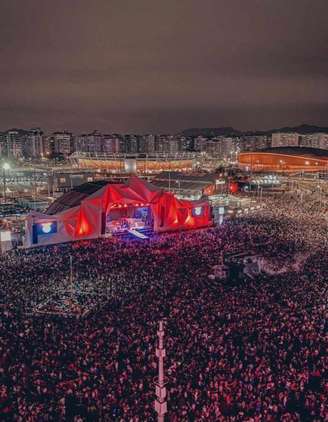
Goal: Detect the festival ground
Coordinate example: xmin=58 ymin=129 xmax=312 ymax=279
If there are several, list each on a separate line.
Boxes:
xmin=0 ymin=194 xmax=327 ymax=420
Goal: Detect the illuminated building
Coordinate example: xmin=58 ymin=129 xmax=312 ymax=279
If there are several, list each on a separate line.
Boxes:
xmin=53 ymin=131 xmax=74 ymax=157
xmin=238 ymin=147 xmax=328 ymax=173
xmin=271 ymin=132 xmax=300 ymax=148
xmin=70 ymin=152 xmax=196 ymax=174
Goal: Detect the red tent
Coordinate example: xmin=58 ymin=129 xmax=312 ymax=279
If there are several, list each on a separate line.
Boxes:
xmin=26 ymin=176 xmax=213 ymax=247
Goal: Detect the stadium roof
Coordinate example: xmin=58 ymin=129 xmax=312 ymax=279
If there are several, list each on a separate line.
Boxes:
xmin=239 ymin=147 xmax=328 ymax=173
xmin=152 ymin=180 xmax=209 ymax=192
xmin=257 ymin=147 xmax=328 ymax=158
xmin=154 ymin=171 xmax=216 ymax=183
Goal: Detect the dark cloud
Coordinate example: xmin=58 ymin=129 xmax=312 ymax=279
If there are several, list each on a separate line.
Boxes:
xmin=0 ymin=0 xmax=327 ymax=133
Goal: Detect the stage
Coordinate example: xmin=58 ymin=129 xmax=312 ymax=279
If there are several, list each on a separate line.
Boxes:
xmin=106 ymin=204 xmax=153 ymax=237
xmin=25 ymin=176 xmax=213 ymax=247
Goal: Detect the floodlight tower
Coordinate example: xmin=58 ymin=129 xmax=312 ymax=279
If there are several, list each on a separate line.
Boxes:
xmin=2 ymin=162 xmax=10 ymax=203
xmin=154 ymin=320 xmax=168 ymax=421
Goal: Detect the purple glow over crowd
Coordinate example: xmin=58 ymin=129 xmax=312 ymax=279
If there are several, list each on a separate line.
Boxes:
xmin=1 ymin=193 xmax=328 ymax=420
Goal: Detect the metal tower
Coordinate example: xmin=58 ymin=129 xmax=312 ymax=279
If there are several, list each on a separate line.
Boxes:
xmin=154 ymin=320 xmax=168 ymax=422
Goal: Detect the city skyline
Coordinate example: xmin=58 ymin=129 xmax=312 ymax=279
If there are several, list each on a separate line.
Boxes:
xmin=1 ymin=122 xmax=328 ymax=136
xmin=0 ymin=0 xmax=327 ymax=133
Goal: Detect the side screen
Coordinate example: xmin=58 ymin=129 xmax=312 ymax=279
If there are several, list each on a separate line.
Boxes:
xmin=37 ymin=221 xmax=58 ymax=236
xmin=192 ymin=206 xmax=203 ymax=217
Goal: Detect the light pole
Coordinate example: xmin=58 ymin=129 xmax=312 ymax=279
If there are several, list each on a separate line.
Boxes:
xmin=317 ymin=184 xmax=322 ymax=206
xmin=2 ymin=162 xmax=10 ymax=203
xmin=154 ymin=320 xmax=168 ymax=422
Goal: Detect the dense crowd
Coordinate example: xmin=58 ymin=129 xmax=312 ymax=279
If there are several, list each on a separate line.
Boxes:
xmin=0 ymin=196 xmax=327 ymax=421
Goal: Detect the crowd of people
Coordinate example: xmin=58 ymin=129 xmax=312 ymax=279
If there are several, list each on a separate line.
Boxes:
xmin=0 ymin=195 xmax=327 ymax=421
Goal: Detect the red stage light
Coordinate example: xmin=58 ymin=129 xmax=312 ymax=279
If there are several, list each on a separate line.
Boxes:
xmin=229 ymin=182 xmax=239 ymax=194
xmin=77 ymin=215 xmax=90 ymax=236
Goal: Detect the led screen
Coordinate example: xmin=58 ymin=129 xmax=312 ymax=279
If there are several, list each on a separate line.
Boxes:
xmin=37 ymin=221 xmax=57 ymax=235
xmin=192 ymin=206 xmax=203 ymax=217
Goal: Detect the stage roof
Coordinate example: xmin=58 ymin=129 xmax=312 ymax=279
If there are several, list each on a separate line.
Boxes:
xmin=26 ymin=176 xmax=213 ymax=247
xmin=46 ymin=178 xmax=163 ymax=216
xmin=47 ymin=180 xmax=109 ymax=215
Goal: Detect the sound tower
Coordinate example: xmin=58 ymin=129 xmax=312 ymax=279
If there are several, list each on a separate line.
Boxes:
xmin=228 ymin=262 xmax=244 ymax=283
xmin=32 ymin=224 xmax=38 ymax=245
xmin=101 ymin=212 xmax=106 ymax=235
xmin=160 ymin=205 xmax=165 ymax=227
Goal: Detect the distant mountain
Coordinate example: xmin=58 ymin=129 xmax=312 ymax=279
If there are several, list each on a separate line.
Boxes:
xmin=268 ymin=124 xmax=328 ymax=135
xmin=180 ymin=127 xmax=242 ymax=137
xmin=180 ymin=124 xmax=328 ymax=137
xmin=3 ymin=128 xmax=29 ymax=135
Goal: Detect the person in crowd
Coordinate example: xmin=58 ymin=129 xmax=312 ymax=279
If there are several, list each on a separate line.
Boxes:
xmin=0 ymin=196 xmax=327 ymax=421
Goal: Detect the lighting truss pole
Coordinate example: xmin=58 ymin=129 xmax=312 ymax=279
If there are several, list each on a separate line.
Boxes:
xmin=154 ymin=320 xmax=168 ymax=422
xmin=3 ymin=168 xmax=6 ymax=203
xmin=69 ymin=254 xmax=74 ymax=295
xmin=2 ymin=163 xmax=10 ymax=203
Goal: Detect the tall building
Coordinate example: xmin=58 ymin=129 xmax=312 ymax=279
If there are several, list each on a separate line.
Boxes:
xmin=24 ymin=128 xmax=44 ymax=158
xmin=203 ymin=140 xmax=217 ymax=155
xmin=218 ymin=137 xmax=237 ymax=159
xmin=53 ymin=131 xmax=74 ymax=157
xmin=43 ymin=136 xmax=56 ymax=157
xmin=155 ymin=135 xmax=167 ymax=153
xmin=124 ymin=134 xmax=138 ymax=154
xmin=271 ymin=132 xmax=300 ymax=148
xmin=176 ymin=135 xmax=188 ymax=152
xmin=300 ymin=133 xmax=328 ymax=150
xmin=184 ymin=136 xmax=194 ymax=151
xmin=194 ymin=136 xmax=208 ymax=152
xmin=0 ymin=132 xmax=5 ymax=156
xmin=136 ymin=135 xmax=147 ymax=154
xmin=87 ymin=130 xmax=103 ymax=154
xmin=316 ymin=133 xmax=328 ymax=150
xmin=75 ymin=134 xmax=89 ymax=153
xmin=241 ymin=135 xmax=271 ymax=152
xmin=4 ymin=129 xmax=26 ymax=158
xmin=102 ymin=134 xmax=120 ymax=154
xmin=167 ymin=136 xmax=179 ymax=154
xmin=144 ymin=134 xmax=155 ymax=154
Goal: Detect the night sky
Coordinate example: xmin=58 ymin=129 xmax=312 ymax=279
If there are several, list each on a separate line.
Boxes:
xmin=0 ymin=0 xmax=327 ymax=133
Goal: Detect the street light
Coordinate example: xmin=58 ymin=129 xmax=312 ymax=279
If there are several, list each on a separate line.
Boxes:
xmin=2 ymin=162 xmax=10 ymax=203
